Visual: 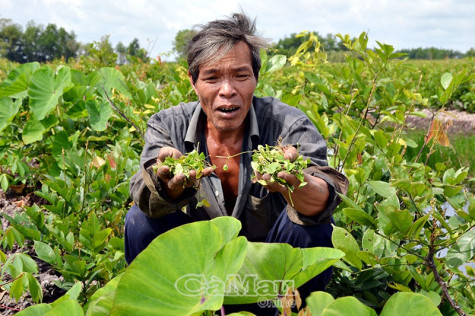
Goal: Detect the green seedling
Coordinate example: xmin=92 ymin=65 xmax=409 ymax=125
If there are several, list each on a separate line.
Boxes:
xmin=251 ymin=144 xmax=310 ymax=205
xmin=153 ymin=150 xmax=215 ymax=182
xmin=153 ymin=150 xmax=215 ymax=207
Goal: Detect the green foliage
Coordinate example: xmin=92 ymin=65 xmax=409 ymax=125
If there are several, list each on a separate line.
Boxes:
xmin=251 ymin=144 xmax=309 ymax=191
xmin=0 ymin=18 xmax=79 ymax=63
xmin=155 ymin=149 xmax=214 ymax=181
xmin=173 ymin=29 xmax=197 ymax=60
xmin=0 ymin=251 xmax=43 ymax=303
xmin=0 ymin=30 xmax=474 ymax=315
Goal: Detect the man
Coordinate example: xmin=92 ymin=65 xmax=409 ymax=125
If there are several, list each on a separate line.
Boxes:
xmin=126 ymin=12 xmax=347 ymax=312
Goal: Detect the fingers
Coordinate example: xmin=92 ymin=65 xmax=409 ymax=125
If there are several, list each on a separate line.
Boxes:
xmin=158 ymin=146 xmax=182 ymax=162
xmin=283 ymin=146 xmax=298 ymax=162
xmin=255 ymin=171 xmax=302 ymax=193
xmin=202 ymin=166 xmax=215 ymax=177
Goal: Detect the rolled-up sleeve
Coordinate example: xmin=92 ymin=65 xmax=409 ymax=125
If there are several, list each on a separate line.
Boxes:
xmin=278 ymin=111 xmax=348 ymax=225
xmin=286 ymin=166 xmax=349 ymax=225
xmin=129 ymin=109 xmax=196 ymax=218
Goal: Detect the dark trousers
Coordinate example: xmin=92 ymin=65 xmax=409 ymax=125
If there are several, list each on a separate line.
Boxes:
xmin=124 ymin=205 xmax=333 ymax=315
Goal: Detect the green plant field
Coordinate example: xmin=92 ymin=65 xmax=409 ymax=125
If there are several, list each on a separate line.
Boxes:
xmin=0 ymin=32 xmax=474 ymax=315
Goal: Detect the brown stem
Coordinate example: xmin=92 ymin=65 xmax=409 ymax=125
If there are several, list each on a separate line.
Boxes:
xmin=0 ymin=272 xmax=25 ymax=287
xmin=339 ymin=79 xmax=378 ymax=172
xmin=102 ymin=87 xmax=145 ymax=139
xmin=426 ymin=246 xmax=466 ymax=315
xmin=0 ymin=304 xmax=21 ymax=312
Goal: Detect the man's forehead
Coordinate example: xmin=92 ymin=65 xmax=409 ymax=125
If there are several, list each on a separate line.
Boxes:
xmin=199 ymin=42 xmax=253 ymax=72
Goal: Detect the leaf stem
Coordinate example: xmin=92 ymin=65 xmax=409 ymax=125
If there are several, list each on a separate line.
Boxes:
xmin=426 ymin=245 xmax=466 ymax=316
xmin=102 ymin=87 xmax=144 ymax=139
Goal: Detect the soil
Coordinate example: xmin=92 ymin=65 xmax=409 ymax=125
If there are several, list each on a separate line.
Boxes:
xmin=0 ymin=109 xmax=474 ymax=315
xmin=405 ymin=109 xmax=475 ymax=134
xmin=0 ymin=191 xmax=66 ymax=315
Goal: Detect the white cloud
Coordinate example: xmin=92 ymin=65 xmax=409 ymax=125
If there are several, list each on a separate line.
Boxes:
xmin=1 ymin=0 xmax=474 ymax=60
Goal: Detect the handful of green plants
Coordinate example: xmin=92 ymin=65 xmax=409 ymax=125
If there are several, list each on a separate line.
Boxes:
xmin=251 ymin=144 xmax=310 ymax=193
xmin=153 ymin=150 xmax=215 ymax=181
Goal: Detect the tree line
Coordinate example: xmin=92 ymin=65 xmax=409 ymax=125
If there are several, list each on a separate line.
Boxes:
xmin=1 ymin=17 xmax=474 ymax=64
xmin=174 ymin=29 xmax=474 ymax=61
xmin=0 ymin=18 xmax=148 ymax=64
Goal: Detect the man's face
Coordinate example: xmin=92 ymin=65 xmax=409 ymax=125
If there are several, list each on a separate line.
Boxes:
xmin=190 ymin=41 xmax=257 ymax=135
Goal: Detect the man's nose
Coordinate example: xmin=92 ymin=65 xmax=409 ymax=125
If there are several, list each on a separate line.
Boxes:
xmin=219 ymin=80 xmax=236 ymax=97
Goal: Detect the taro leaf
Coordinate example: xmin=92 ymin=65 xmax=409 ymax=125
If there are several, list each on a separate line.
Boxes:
xmin=446 ymin=229 xmax=475 ymax=269
xmin=305 ymin=291 xmax=334 ymax=316
xmin=0 ymin=62 xmax=40 ymax=99
xmin=0 ymin=97 xmax=20 ymax=132
xmin=331 ymin=226 xmax=362 ymax=269
xmin=85 ymin=274 xmax=123 ymax=316
xmin=111 ymin=217 xmax=247 ymax=315
xmin=223 ymin=243 xmax=343 ymax=305
xmin=16 ymin=304 xmax=53 ymax=316
xmin=22 ymin=115 xmax=45 ymax=144
xmin=380 ymin=292 xmax=441 ymax=316
xmin=322 ymin=296 xmax=377 ymax=316
xmin=28 ymin=66 xmax=72 ymax=120
xmin=368 ymin=180 xmax=396 ymax=198
xmin=85 ymin=100 xmax=112 ymax=131
xmin=97 ymin=67 xmax=131 ymax=98
xmin=44 ymin=298 xmax=84 ymax=316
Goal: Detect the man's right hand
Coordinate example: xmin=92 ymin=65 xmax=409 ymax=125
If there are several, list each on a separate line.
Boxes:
xmin=156 ymin=147 xmax=214 ymax=200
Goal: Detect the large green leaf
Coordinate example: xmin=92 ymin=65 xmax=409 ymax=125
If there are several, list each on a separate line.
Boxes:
xmin=97 ymin=67 xmax=131 ymax=98
xmin=44 ymin=298 xmax=84 ymax=316
xmin=331 ymin=226 xmax=362 ymax=269
xmin=85 ymin=274 xmax=123 ymax=316
xmin=0 ymin=62 xmax=40 ymax=98
xmin=28 ymin=66 xmax=72 ymax=120
xmin=16 ymin=304 xmax=53 ymax=316
xmin=380 ymin=292 xmax=441 ymax=316
xmin=22 ymin=115 xmax=45 ymax=144
xmin=111 ymin=217 xmax=247 ymax=315
xmin=0 ymin=97 xmax=21 ymax=132
xmin=305 ymin=291 xmax=335 ymax=316
xmin=321 ymin=296 xmax=377 ymax=316
xmin=85 ymin=100 xmax=112 ymax=131
xmin=224 ymin=243 xmax=343 ymax=305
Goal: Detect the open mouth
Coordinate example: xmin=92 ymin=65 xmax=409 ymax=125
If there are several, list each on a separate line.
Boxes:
xmin=218 ymin=107 xmax=239 ymax=113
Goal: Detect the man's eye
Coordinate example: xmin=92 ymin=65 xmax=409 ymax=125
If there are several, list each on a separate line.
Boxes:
xmin=236 ymin=74 xmax=250 ymax=79
xmin=204 ymin=77 xmax=218 ymax=81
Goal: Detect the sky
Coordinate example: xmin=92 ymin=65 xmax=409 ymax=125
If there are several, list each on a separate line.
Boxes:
xmin=1 ymin=0 xmax=474 ymax=60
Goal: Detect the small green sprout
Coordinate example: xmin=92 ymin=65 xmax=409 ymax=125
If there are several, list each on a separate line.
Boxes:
xmin=153 ymin=149 xmax=215 ymax=185
xmin=251 ymin=144 xmax=310 ymax=205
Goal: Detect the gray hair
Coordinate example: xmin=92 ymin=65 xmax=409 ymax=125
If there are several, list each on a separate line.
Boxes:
xmin=187 ymin=13 xmax=269 ymax=84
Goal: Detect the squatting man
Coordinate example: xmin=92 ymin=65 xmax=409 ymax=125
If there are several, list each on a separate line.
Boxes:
xmin=125 ymin=12 xmax=348 ymax=313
